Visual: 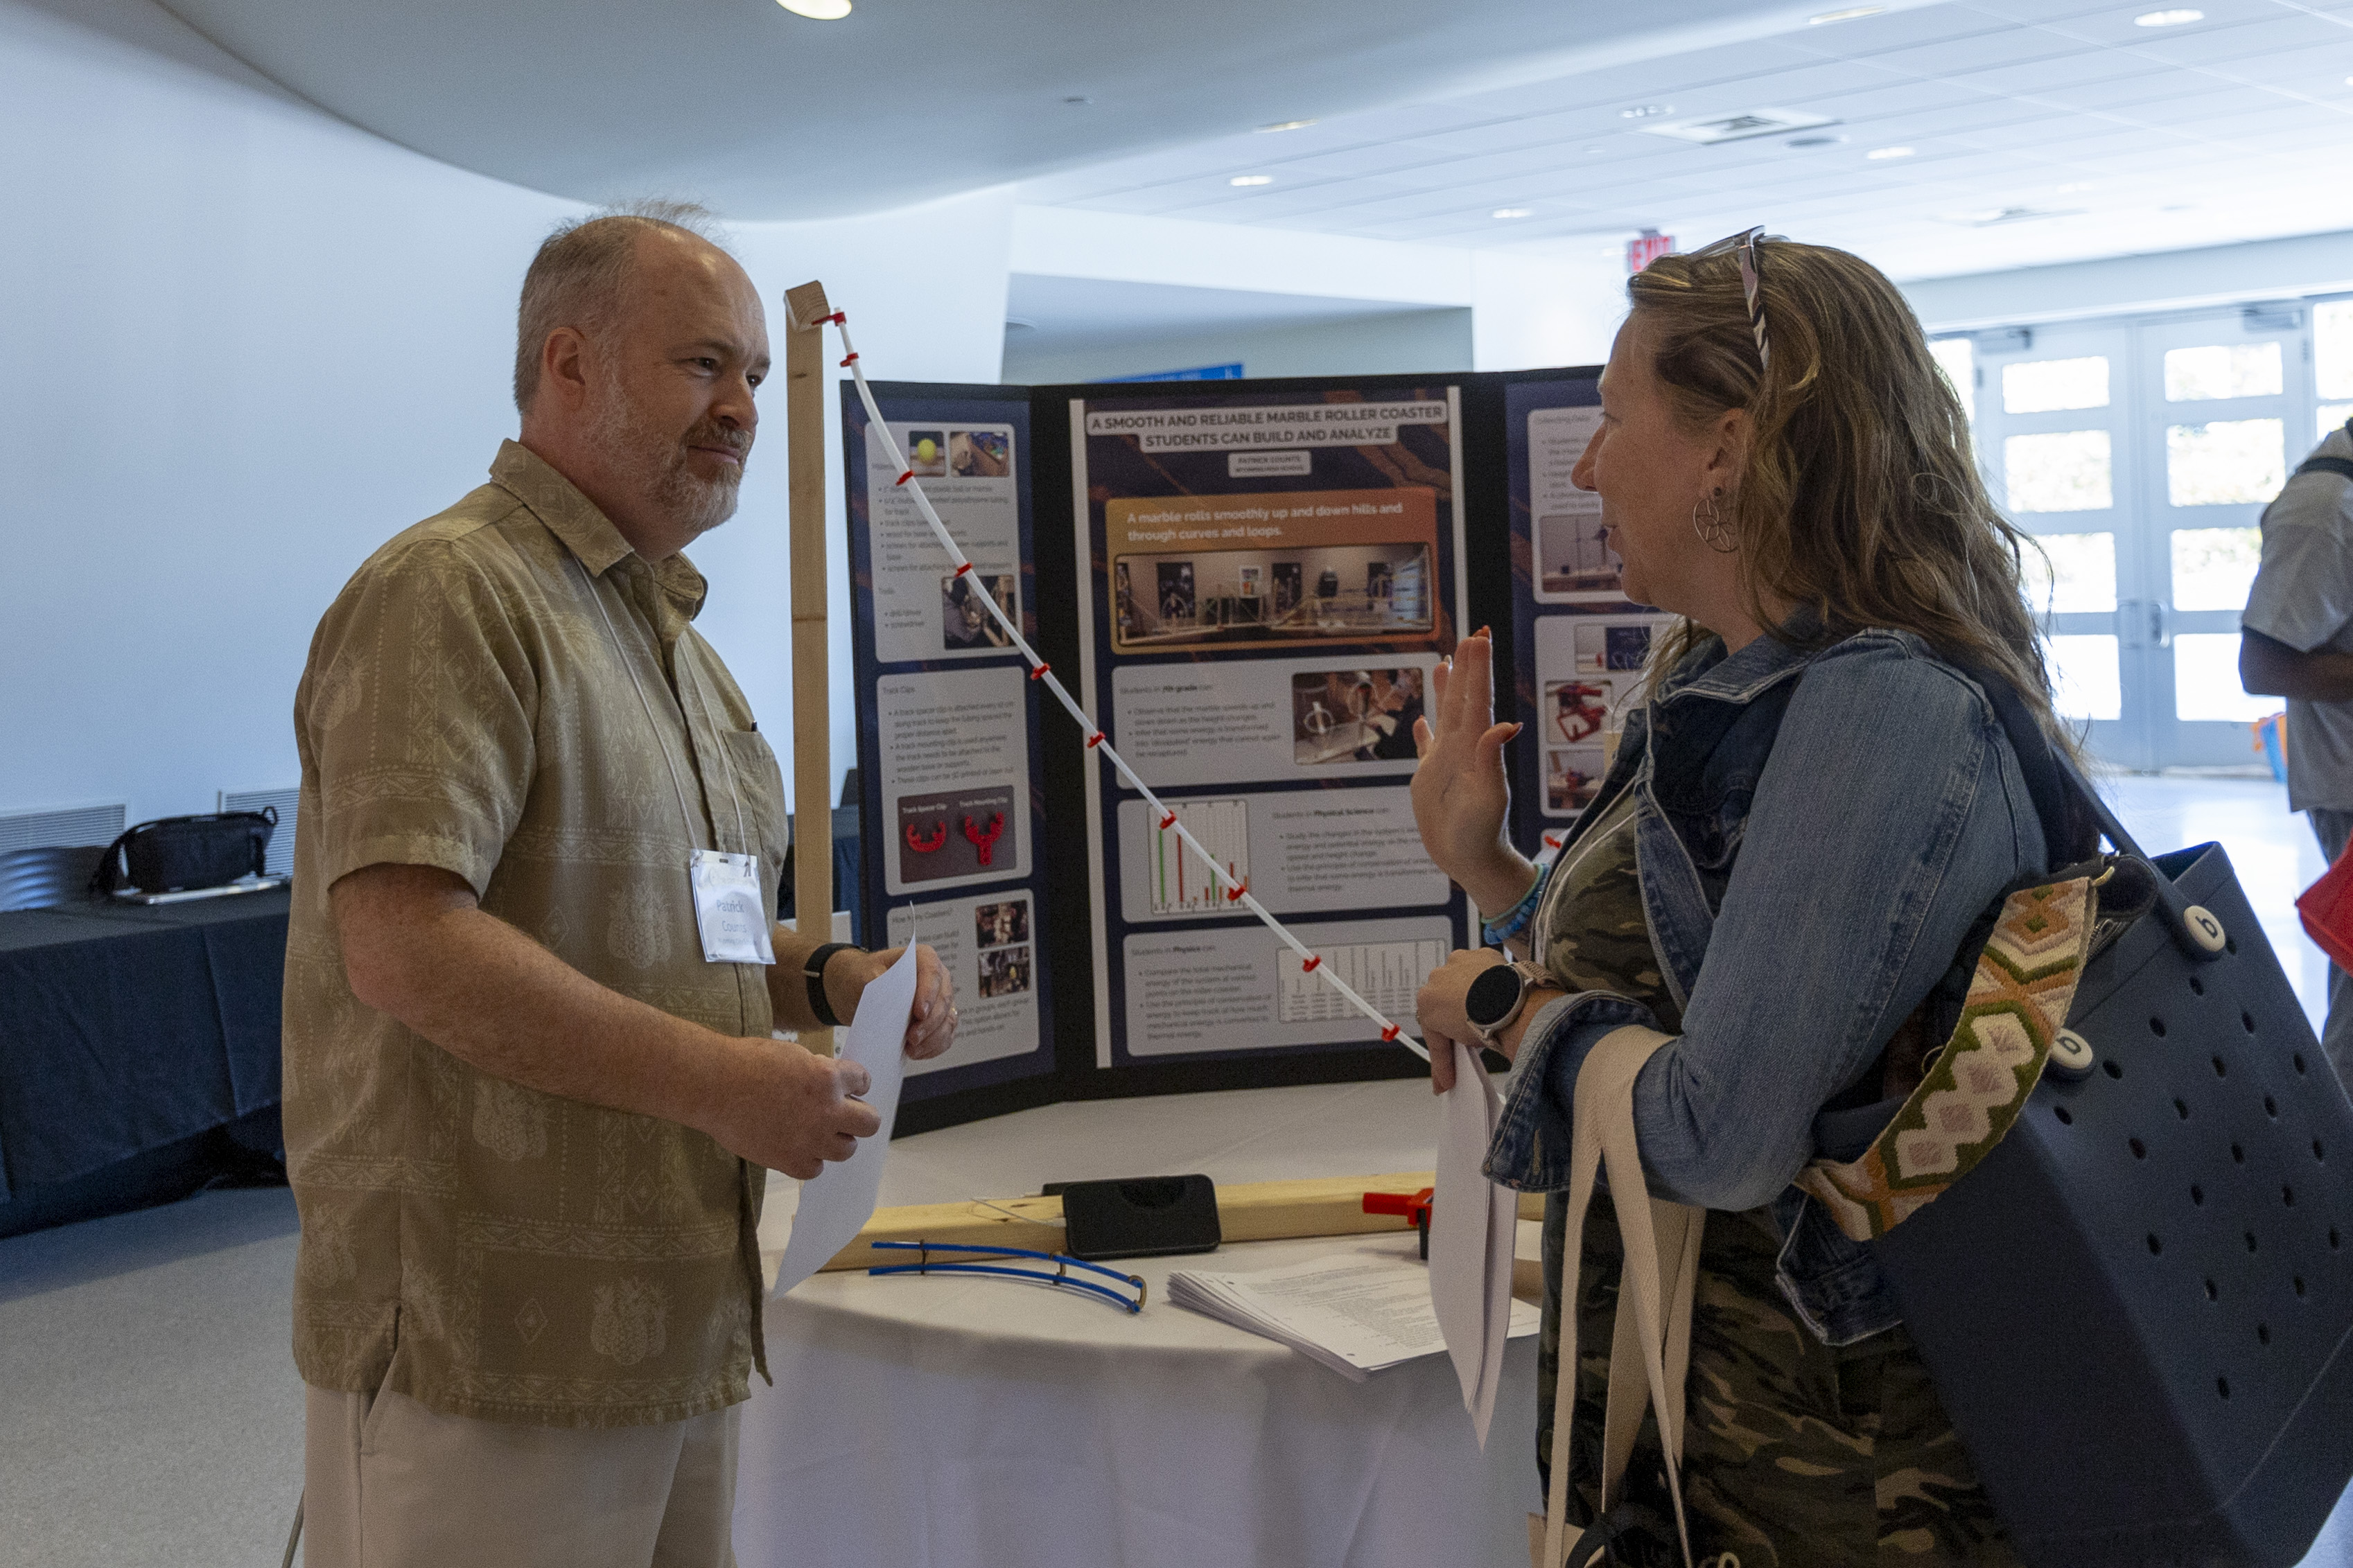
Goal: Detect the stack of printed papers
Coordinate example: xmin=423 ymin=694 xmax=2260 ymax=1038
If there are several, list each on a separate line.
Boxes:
xmin=1169 ymin=1252 xmax=1539 ymax=1381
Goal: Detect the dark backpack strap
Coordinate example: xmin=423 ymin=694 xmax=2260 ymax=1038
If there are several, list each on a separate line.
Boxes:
xmin=1967 ymin=673 xmax=2093 ymax=870
xmin=2298 ymin=455 xmax=2353 ymax=484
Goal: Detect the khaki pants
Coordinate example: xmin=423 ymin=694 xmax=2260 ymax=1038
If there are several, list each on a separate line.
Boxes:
xmin=302 ymin=1381 xmax=740 ymax=1568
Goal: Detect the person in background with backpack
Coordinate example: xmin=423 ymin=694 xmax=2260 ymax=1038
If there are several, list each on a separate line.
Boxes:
xmin=1407 ymin=230 xmax=2089 ymax=1566
xmin=2241 ymin=416 xmax=2353 ymax=1084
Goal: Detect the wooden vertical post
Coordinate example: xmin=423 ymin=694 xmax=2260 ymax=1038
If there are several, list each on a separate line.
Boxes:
xmin=783 ymin=280 xmax=834 ymax=1056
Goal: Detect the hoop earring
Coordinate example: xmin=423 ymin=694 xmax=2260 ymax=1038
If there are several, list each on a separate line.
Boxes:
xmin=1692 ymin=488 xmax=1738 ymax=554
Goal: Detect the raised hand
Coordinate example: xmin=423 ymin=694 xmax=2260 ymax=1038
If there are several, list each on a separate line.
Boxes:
xmin=1409 ymin=631 xmax=1538 ymax=917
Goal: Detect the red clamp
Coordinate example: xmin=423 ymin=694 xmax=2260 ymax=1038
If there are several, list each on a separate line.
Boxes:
xmin=1380 ymin=1023 xmax=1402 ymax=1041
xmin=839 ymin=352 xmax=859 ymax=367
xmin=1543 ymin=834 xmax=1562 ymax=849
xmin=961 ymin=812 xmax=1006 ymax=867
xmin=1225 ymin=881 xmax=1249 ymax=903
xmin=827 ymin=311 xmax=846 ymax=324
xmin=1029 ymin=662 xmax=1051 ymax=680
xmin=895 ymin=469 xmax=914 ymax=486
xmin=954 ymin=562 xmax=974 ymax=578
xmin=1300 ymin=954 xmax=1322 ymax=974
xmin=1363 ymin=1186 xmax=1436 ymax=1259
xmin=1158 ymin=811 xmax=1177 ymax=830
xmin=1087 ymin=732 xmax=1105 ymax=748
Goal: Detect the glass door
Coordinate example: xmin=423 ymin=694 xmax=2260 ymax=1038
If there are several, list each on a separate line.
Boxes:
xmin=2135 ymin=310 xmax=2311 ymax=767
xmin=1974 ymin=324 xmax=2148 ymax=767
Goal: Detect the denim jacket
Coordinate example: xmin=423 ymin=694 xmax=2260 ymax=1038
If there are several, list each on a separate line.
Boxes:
xmin=1485 ymin=626 xmax=2049 ymax=1346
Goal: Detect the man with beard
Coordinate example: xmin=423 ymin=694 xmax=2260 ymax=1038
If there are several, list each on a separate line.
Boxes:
xmin=283 ymin=202 xmax=959 ymax=1567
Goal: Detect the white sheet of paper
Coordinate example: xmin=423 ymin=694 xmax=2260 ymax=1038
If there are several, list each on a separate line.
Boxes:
xmin=770 ymin=944 xmax=920 ymax=1298
xmin=1431 ymin=1041 xmax=1516 ymax=1447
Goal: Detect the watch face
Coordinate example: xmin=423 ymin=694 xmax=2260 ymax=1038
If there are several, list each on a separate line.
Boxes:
xmin=1464 ymin=963 xmax=1524 ymax=1030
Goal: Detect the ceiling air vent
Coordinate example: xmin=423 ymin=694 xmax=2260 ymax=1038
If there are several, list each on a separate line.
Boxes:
xmin=1642 ymin=108 xmax=1836 ymax=146
xmin=1936 ymin=206 xmax=2085 ymax=228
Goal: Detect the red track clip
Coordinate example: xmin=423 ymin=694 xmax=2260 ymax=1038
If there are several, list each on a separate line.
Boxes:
xmin=839 ymin=353 xmax=859 ymax=367
xmin=1029 ymin=662 xmax=1050 ymax=680
xmin=1226 ymin=881 xmax=1248 ymax=903
xmin=953 ymin=562 xmax=974 ymax=577
xmin=1301 ymin=954 xmax=1321 ymax=973
xmin=1087 ymin=732 xmax=1105 ymax=748
xmin=1381 ymin=1023 xmax=1401 ymax=1041
xmin=1159 ymin=811 xmax=1176 ymax=829
xmin=827 ymin=311 xmax=846 ymax=324
xmin=894 ymin=470 xmax=913 ymax=486
xmin=1363 ymin=1185 xmax=1436 ymax=1258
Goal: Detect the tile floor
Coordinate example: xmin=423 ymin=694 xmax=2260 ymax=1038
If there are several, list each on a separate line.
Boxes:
xmin=3 ymin=775 xmax=2349 ymax=1567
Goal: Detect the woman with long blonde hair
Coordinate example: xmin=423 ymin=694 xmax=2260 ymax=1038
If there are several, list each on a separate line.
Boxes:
xmin=1411 ymin=231 xmax=2085 ymax=1566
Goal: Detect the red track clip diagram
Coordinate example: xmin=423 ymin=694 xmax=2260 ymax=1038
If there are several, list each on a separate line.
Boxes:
xmin=904 ymin=820 xmax=948 ymax=854
xmin=961 ymin=813 xmax=1006 ymax=866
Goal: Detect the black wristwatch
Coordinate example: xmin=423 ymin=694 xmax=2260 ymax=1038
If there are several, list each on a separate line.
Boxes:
xmin=1463 ymin=959 xmax=1552 ymax=1045
xmin=803 ymin=942 xmax=861 ymax=1028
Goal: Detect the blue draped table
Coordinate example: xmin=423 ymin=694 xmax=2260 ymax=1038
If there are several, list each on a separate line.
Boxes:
xmin=0 ymin=888 xmax=288 ymax=1236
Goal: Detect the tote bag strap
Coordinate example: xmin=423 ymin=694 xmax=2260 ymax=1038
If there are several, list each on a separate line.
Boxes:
xmin=1543 ymin=1024 xmax=1706 ymax=1568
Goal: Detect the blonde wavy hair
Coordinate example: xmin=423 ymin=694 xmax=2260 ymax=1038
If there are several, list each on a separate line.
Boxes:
xmin=1626 ymin=234 xmax=2072 ymax=753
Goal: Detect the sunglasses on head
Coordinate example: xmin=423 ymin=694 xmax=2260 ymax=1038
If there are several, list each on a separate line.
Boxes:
xmin=1687 ymin=226 xmax=1770 ymax=371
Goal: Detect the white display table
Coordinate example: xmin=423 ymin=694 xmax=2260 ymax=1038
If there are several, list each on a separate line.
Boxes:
xmin=736 ymin=1078 xmax=1542 ymax=1568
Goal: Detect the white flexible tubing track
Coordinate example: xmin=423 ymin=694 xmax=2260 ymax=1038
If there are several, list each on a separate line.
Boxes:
xmin=828 ymin=312 xmax=1431 ymax=1062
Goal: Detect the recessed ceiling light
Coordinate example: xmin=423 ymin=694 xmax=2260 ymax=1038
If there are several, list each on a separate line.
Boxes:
xmin=1063 ymin=96 xmax=1092 ymax=105
xmin=1787 ymin=134 xmax=1846 ymax=148
xmin=777 ymin=0 xmax=850 ymax=17
xmin=1866 ymin=146 xmax=1916 ymax=159
xmin=1621 ymin=104 xmax=1672 ymax=119
xmin=2056 ymin=180 xmax=2096 ymax=193
xmin=1492 ymin=208 xmax=1534 ymax=219
xmin=1230 ymin=175 xmax=1273 ymax=187
xmin=2133 ymin=8 xmax=2202 ymax=25
xmin=1809 ymin=6 xmax=1884 ymax=21
xmin=1257 ymin=119 xmax=1317 ymax=133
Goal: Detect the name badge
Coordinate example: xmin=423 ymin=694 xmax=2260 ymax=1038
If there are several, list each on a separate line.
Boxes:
xmin=690 ymin=849 xmax=776 ymax=966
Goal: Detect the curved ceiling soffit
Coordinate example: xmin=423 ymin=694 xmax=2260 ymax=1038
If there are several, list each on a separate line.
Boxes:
xmin=148 ymin=0 xmax=1932 ymax=222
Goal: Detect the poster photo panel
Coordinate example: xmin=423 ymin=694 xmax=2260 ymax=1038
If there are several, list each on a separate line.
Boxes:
xmin=1500 ymin=370 xmax=1674 ymax=863
xmin=1065 ymin=376 xmax=1474 ymax=1093
xmin=843 ymin=382 xmax=1062 ymax=1131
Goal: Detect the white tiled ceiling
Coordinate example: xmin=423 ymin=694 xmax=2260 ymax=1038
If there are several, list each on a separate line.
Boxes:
xmin=1017 ymin=0 xmax=2353 ymax=280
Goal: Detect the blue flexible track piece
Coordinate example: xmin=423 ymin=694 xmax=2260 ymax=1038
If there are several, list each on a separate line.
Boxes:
xmin=868 ymin=1240 xmax=1146 ymax=1313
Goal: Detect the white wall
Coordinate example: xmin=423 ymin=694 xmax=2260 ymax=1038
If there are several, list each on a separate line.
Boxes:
xmin=1009 ymin=205 xmax=1625 ymax=372
xmin=1902 ymin=229 xmax=2353 ymax=335
xmin=1001 ymin=306 xmax=1472 ymax=385
xmin=0 ymin=0 xmax=1009 ymax=827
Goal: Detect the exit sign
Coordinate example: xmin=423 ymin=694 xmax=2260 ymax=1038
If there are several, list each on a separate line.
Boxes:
xmin=1627 ymin=231 xmax=1674 ymax=274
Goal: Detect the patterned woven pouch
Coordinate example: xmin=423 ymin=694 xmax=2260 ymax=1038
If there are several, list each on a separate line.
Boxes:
xmin=1795 ymin=872 xmax=2101 ymax=1243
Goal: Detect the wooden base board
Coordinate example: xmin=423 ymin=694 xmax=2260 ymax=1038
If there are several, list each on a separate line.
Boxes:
xmin=821 ymin=1172 xmax=1546 ymax=1272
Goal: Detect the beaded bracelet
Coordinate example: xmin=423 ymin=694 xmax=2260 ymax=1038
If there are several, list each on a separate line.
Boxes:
xmin=1480 ymin=863 xmax=1551 ymax=948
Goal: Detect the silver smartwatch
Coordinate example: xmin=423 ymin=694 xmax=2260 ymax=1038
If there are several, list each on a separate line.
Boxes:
xmin=1462 ymin=958 xmax=1553 ymax=1046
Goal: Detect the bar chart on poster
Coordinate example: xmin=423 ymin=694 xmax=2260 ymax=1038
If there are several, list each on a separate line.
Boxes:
xmin=1073 ymin=382 xmax=1473 ymax=1073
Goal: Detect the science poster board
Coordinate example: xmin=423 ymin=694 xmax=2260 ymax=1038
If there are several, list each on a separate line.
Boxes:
xmin=1499 ymin=371 xmax=1674 ymax=863
xmin=843 ymin=382 xmax=1060 ymax=1128
xmin=1067 ymin=378 xmax=1474 ymax=1091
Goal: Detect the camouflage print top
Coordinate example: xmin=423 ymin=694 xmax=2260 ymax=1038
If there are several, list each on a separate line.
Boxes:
xmin=1531 ymin=790 xmax=1679 ymax=1030
xmin=1525 ymin=786 xmax=2024 ymax=1565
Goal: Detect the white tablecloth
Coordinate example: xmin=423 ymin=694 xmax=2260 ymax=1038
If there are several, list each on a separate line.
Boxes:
xmin=735 ymin=1080 xmax=1543 ymax=1568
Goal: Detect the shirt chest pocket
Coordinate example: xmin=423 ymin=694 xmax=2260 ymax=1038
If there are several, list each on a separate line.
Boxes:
xmin=717 ymin=729 xmax=791 ymax=891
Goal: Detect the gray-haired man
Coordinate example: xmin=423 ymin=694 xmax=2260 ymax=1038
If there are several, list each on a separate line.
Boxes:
xmin=285 ymin=204 xmax=956 ymax=1566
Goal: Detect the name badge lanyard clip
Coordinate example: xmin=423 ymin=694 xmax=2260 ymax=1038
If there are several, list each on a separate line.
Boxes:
xmin=573 ymin=556 xmax=776 ymax=967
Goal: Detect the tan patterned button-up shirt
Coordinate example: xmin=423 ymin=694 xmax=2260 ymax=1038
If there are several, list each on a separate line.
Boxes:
xmin=284 ymin=441 xmax=789 ymax=1428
